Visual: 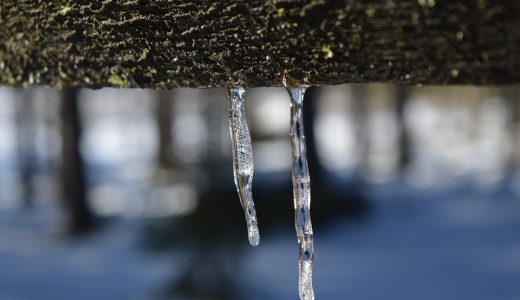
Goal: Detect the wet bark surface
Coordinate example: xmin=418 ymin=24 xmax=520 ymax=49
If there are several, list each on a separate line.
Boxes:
xmin=1 ymin=1 xmax=519 ymax=88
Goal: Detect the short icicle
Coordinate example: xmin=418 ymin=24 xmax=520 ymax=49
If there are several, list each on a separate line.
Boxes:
xmin=228 ymin=87 xmax=260 ymax=246
xmin=286 ymin=85 xmax=315 ymax=300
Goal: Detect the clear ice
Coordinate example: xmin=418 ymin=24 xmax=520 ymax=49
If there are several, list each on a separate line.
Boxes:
xmin=228 ymin=87 xmax=260 ymax=246
xmin=286 ymin=85 xmax=315 ymax=300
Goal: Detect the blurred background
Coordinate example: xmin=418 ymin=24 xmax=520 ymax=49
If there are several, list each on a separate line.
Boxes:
xmin=0 ymin=84 xmax=519 ymax=300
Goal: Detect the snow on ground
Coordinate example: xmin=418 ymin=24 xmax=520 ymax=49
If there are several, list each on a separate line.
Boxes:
xmin=240 ymin=183 xmax=520 ymax=300
xmin=0 ymin=206 xmax=175 ymax=300
xmin=0 ymin=183 xmax=520 ymax=299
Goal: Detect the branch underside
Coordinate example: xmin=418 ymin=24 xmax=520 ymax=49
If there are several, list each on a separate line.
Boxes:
xmin=1 ymin=1 xmax=519 ymax=89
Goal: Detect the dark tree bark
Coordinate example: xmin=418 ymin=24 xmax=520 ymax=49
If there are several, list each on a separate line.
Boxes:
xmin=1 ymin=1 xmax=520 ymax=89
xmin=59 ymin=88 xmax=94 ymax=234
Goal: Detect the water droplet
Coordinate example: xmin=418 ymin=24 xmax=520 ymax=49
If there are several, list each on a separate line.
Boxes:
xmin=286 ymin=86 xmax=315 ymax=300
xmin=228 ymin=87 xmax=260 ymax=247
xmin=456 ymin=31 xmax=464 ymax=40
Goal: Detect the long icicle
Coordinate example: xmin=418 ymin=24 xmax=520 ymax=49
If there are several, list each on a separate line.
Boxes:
xmin=287 ymin=85 xmax=315 ymax=300
xmin=228 ymin=87 xmax=260 ymax=246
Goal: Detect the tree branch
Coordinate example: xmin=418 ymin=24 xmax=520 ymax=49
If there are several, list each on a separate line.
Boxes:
xmin=1 ymin=1 xmax=519 ymax=88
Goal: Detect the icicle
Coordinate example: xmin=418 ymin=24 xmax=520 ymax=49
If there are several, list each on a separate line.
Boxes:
xmin=286 ymin=85 xmax=315 ymax=300
xmin=228 ymin=87 xmax=260 ymax=246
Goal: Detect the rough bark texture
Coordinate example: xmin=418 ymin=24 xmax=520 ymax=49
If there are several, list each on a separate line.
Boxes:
xmin=1 ymin=1 xmax=519 ymax=89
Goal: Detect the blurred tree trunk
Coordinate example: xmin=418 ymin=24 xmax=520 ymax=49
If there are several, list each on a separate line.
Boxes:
xmin=503 ymin=86 xmax=520 ymax=174
xmin=203 ymin=89 xmax=229 ymax=184
xmin=395 ymin=86 xmax=411 ymax=175
xmin=59 ymin=88 xmax=94 ymax=234
xmin=15 ymin=89 xmax=35 ymax=207
xmin=350 ymin=84 xmax=370 ymax=177
xmin=304 ymin=86 xmax=370 ymax=215
xmin=303 ymin=87 xmax=327 ymax=184
xmin=155 ymin=90 xmax=176 ymax=169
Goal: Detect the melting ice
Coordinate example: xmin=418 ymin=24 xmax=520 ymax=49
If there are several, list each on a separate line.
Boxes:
xmin=286 ymin=85 xmax=315 ymax=300
xmin=228 ymin=84 xmax=315 ymax=298
xmin=228 ymin=87 xmax=260 ymax=246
